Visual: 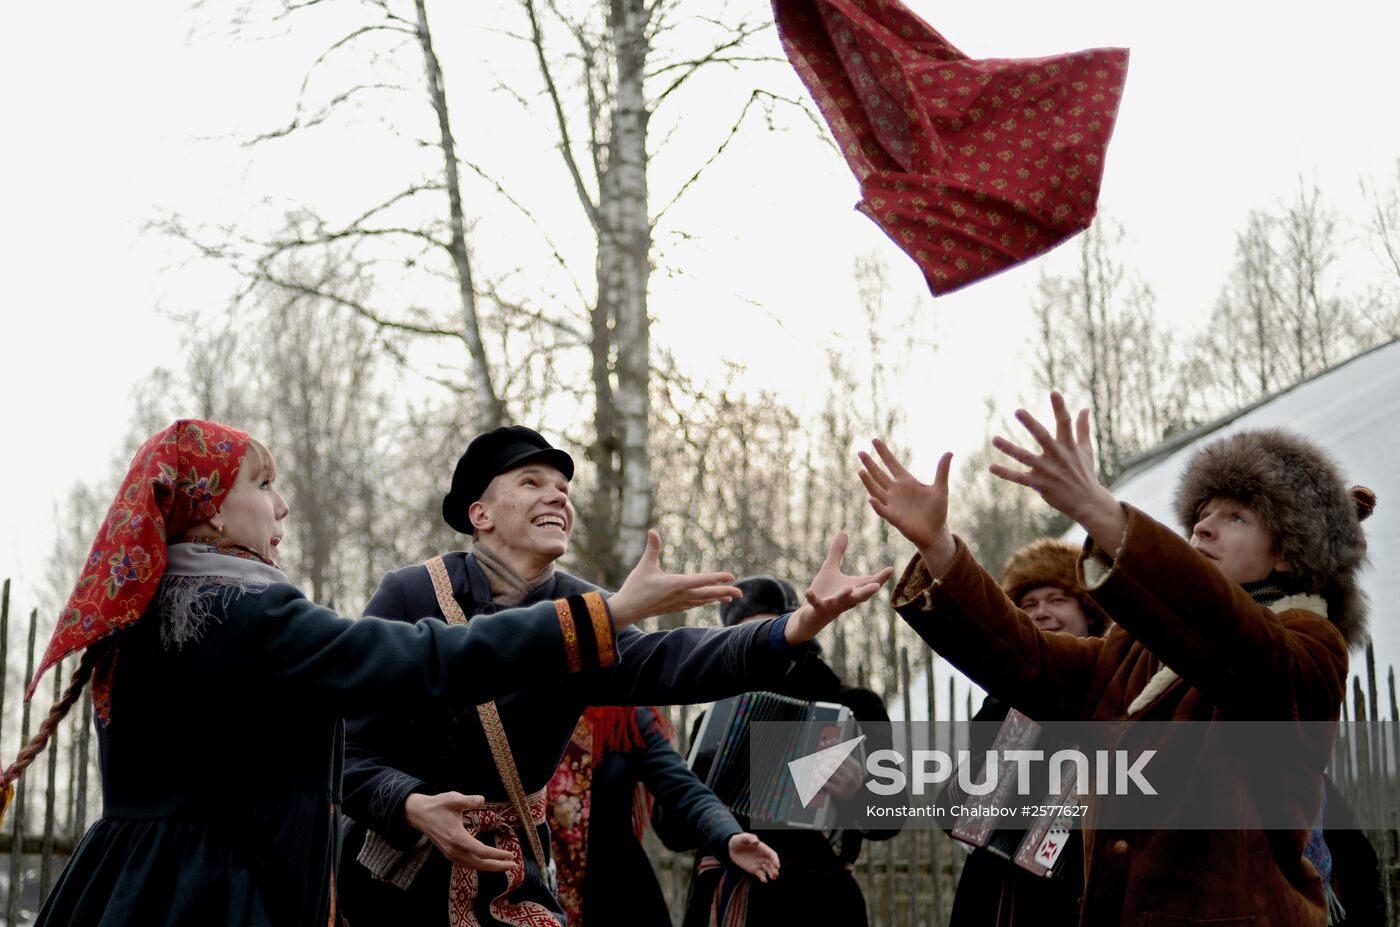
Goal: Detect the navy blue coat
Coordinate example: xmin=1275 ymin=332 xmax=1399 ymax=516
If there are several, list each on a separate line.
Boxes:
xmin=339 ymin=551 xmax=803 ymax=926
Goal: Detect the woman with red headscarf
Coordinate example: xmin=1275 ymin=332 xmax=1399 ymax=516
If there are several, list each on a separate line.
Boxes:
xmin=0 ymin=419 xmax=741 ymax=927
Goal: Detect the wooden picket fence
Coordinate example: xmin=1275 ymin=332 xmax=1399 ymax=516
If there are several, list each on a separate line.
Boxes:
xmin=0 ymin=580 xmax=95 ymax=926
xmin=0 ymin=579 xmax=1395 ymax=925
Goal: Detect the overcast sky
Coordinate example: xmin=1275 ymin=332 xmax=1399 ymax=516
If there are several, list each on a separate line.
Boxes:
xmin=4 ymin=0 xmax=1399 ymax=667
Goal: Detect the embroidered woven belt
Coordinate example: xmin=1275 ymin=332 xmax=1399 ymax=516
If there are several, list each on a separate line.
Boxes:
xmin=450 ymin=788 xmax=558 ymax=927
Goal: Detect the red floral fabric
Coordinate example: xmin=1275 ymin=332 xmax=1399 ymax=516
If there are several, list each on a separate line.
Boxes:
xmin=30 ymin=420 xmax=249 ymax=709
xmin=773 ymin=0 xmax=1129 ymax=295
xmin=546 ymin=707 xmax=668 ymax=927
xmin=546 ymin=719 xmax=593 ymax=926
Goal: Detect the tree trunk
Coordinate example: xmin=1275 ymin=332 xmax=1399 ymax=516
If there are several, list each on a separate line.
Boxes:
xmin=590 ymin=0 xmax=653 ymax=587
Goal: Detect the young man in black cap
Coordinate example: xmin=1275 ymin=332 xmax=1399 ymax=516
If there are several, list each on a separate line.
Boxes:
xmin=678 ymin=575 xmax=904 ymax=927
xmin=338 ymin=426 xmax=891 ymax=926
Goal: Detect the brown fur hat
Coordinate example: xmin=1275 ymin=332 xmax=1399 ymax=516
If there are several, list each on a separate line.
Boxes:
xmin=1174 ymin=428 xmax=1369 ymax=648
xmin=1000 ymin=539 xmax=1111 ymax=636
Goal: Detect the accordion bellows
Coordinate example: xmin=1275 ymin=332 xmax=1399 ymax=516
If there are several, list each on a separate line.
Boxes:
xmin=689 ymin=691 xmax=858 ymax=831
xmin=773 ymin=0 xmax=1129 ymax=295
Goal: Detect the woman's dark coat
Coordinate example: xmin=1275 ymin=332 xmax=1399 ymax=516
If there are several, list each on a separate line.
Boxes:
xmin=36 ymin=581 xmax=590 ymax=927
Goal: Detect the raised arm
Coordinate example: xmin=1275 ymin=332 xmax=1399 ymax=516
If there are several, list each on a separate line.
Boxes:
xmin=340 ymin=533 xmax=740 ymax=851
xmin=987 ymin=392 xmax=1345 ymax=714
xmin=860 ymin=434 xmax=1102 ymax=718
xmin=1078 ymin=506 xmax=1346 ymax=716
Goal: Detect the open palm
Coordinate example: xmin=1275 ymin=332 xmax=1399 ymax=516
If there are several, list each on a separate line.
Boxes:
xmin=783 ymin=532 xmax=894 ymax=645
xmin=727 ymin=833 xmax=781 ymax=883
xmin=858 ymin=439 xmax=954 ymax=556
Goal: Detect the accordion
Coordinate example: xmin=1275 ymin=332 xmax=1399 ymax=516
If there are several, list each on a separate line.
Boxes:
xmin=940 ymin=706 xmax=1081 ymax=878
xmin=687 ymin=691 xmax=858 ymax=830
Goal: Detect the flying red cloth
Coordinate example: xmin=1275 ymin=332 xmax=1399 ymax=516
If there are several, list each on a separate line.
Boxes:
xmin=773 ymin=0 xmax=1129 ymax=295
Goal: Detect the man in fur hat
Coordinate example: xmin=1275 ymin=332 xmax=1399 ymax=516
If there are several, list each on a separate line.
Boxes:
xmin=860 ymin=393 xmax=1374 ymax=927
xmin=947 ymin=539 xmax=1109 ymax=927
xmin=338 ymin=426 xmax=891 ymax=926
xmin=998 ymin=539 xmax=1111 ymax=640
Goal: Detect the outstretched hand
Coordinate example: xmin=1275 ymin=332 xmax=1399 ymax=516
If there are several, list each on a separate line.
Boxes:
xmin=859 ymin=439 xmax=957 ymax=575
xmin=608 ymin=530 xmax=742 ymax=628
xmin=783 ymin=532 xmax=894 ymax=645
xmin=989 ymin=392 xmax=1125 ymax=554
xmin=727 ymin=833 xmax=781 ymax=883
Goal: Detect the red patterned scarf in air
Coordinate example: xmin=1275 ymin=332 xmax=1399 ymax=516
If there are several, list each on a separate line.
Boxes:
xmin=773 ymin=0 xmax=1129 ymax=294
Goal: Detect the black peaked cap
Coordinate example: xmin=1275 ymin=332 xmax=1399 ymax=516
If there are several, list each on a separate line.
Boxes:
xmin=442 ymin=425 xmax=574 ymax=535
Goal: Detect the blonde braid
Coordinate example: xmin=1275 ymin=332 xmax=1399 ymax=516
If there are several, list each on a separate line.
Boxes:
xmin=1 ymin=644 xmax=103 ymax=788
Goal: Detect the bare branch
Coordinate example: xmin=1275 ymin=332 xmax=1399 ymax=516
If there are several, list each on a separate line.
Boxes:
xmin=651 ymin=13 xmax=747 ymax=42
xmin=648 ymin=20 xmax=775 ymax=105
xmin=266 ymin=0 xmax=335 ymax=23
xmin=542 ymin=0 xmax=606 ymax=183
xmin=245 ymin=82 xmax=410 ymax=145
xmin=458 ymin=158 xmax=590 ymax=306
xmin=478 ymin=285 xmax=590 ymax=345
xmin=260 ymin=272 xmax=465 ymax=341
xmin=270 ymin=225 xmax=450 ymax=254
xmin=291 ymin=22 xmax=416 ymax=116
xmin=413 ymin=0 xmax=505 ymax=424
xmin=652 ymin=90 xmax=821 ymax=228
xmin=521 ymin=0 xmax=602 ymax=229
xmin=650 ymin=53 xmax=782 ymax=83
xmin=541 ymin=0 xmax=589 ymax=41
xmin=341 ymin=181 xmax=445 ymax=230
xmin=1361 ymin=164 xmax=1400 ymax=282
xmin=488 ymin=77 xmax=535 ymax=112
xmin=365 ymin=0 xmax=414 ymax=27
xmin=583 ymin=60 xmax=606 ymax=186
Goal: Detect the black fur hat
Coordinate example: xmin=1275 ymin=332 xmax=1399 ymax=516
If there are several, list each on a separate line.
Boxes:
xmin=1174 ymin=428 xmax=1372 ymax=647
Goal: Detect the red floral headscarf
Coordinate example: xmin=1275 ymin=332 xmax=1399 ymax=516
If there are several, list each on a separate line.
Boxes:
xmin=29 ymin=419 xmax=250 ymax=706
xmin=773 ymin=0 xmax=1129 ymax=295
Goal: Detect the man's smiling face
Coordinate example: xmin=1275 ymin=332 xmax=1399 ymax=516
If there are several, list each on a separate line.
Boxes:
xmin=470 ymin=463 xmax=575 ymax=569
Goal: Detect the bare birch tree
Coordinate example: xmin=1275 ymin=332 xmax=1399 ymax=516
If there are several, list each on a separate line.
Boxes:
xmin=1202 ymin=209 xmax=1287 ymax=407
xmin=515 ymin=0 xmax=798 ymax=586
xmin=164 ymin=0 xmax=512 ymax=433
xmin=249 ymin=262 xmax=398 ymax=610
xmin=1279 ymin=179 xmax=1347 ymax=377
xmin=166 ymin=0 xmax=801 ymax=588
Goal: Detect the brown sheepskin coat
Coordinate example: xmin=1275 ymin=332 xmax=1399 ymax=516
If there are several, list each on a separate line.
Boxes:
xmin=893 ymin=506 xmax=1348 ymax=927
